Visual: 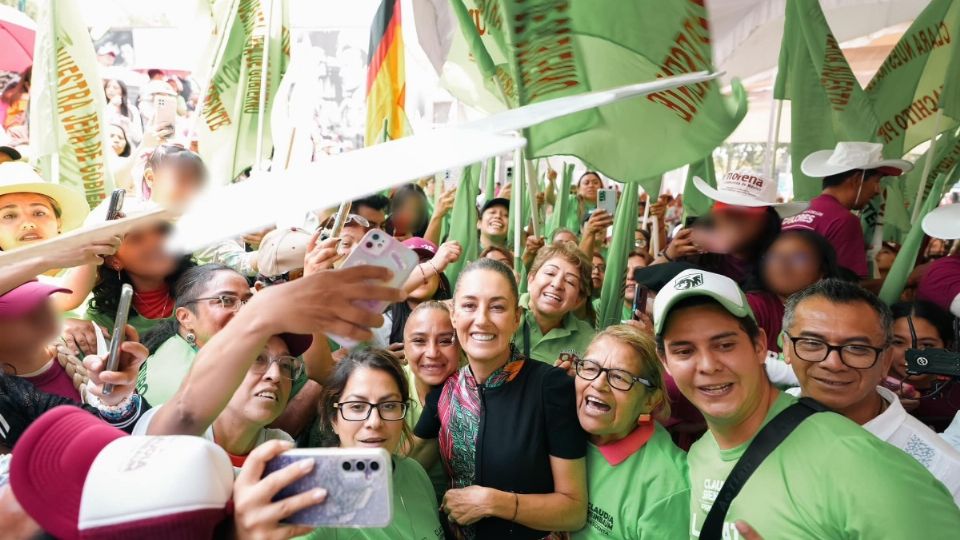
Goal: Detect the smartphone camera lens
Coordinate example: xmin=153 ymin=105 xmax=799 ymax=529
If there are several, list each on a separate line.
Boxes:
xmin=342 ymin=461 xmax=352 ymax=471
xmin=366 ymin=242 xmax=373 ymax=248
xmin=372 ymin=233 xmax=380 ymax=240
xmin=356 ymin=461 xmax=366 ymax=471
xmin=370 ymin=461 xmax=380 ymax=471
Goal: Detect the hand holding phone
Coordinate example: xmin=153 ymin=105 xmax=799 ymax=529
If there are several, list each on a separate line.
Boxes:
xmin=102 ymin=284 xmax=133 ymax=395
xmin=632 ymin=285 xmax=651 ymax=321
xmin=105 ymin=189 xmax=125 ymax=221
xmin=597 ymin=188 xmax=617 ymax=216
xmin=152 ymin=94 xmax=177 ymax=129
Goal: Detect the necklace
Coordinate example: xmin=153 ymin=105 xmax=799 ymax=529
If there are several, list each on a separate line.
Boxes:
xmin=133 ymin=287 xmax=172 ymax=319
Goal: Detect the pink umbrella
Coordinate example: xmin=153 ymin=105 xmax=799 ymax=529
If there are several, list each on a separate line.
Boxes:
xmin=0 ymin=5 xmax=35 ymax=73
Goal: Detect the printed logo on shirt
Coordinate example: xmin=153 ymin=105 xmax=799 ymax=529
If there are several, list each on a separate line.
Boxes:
xmin=586 ymin=502 xmax=614 ymax=536
xmin=691 ymin=513 xmax=742 ymax=540
xmin=675 ymin=272 xmax=704 ymax=290
xmin=700 ymin=478 xmax=723 ymax=512
xmin=782 ymin=209 xmax=822 ymax=227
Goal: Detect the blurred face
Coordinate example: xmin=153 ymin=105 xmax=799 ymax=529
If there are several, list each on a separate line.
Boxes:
xmin=404 ymin=308 xmax=460 ymax=386
xmin=337 ymin=224 xmax=366 ymax=257
xmin=105 ymin=80 xmax=122 ymax=100
xmin=354 ymin=205 xmax=385 ymax=231
xmin=452 ymin=269 xmax=521 ymax=363
xmin=177 ymin=271 xmax=252 ymax=348
xmin=107 ymin=125 xmax=126 ymax=156
xmin=528 ymin=257 xmax=583 ymax=320
xmin=112 ymin=224 xmax=178 ymax=280
xmin=888 ymin=316 xmax=942 ymax=385
xmin=623 ymin=255 xmax=647 ymax=304
xmin=0 ymin=301 xmax=59 ymax=354
xmin=785 ymin=298 xmax=891 ymax=413
xmin=762 ymin=235 xmax=823 ymax=297
xmin=660 ymin=305 xmax=768 ymax=427
xmin=332 ymin=367 xmax=405 ymax=452
xmin=591 ymin=255 xmax=605 ymax=292
xmin=712 ymin=210 xmax=767 ymax=254
xmin=875 ymin=248 xmax=897 ymax=272
xmin=147 ymin=164 xmax=204 ymax=208
xmin=479 ymin=205 xmax=508 ymax=238
xmin=0 ymin=193 xmax=61 ymax=250
xmin=576 ymin=336 xmax=658 ymax=444
xmin=224 ymin=337 xmax=293 ymax=427
xmin=392 ymin=197 xmax=425 ymax=236
xmin=554 ymin=230 xmax=578 ymax=244
xmin=578 ymin=173 xmax=602 ymax=202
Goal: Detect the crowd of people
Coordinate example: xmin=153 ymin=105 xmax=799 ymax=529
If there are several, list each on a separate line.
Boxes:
xmin=2 ymin=58 xmax=960 ymax=538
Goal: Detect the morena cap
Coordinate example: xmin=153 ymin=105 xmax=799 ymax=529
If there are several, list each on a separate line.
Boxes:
xmin=653 ymin=269 xmax=755 ymax=335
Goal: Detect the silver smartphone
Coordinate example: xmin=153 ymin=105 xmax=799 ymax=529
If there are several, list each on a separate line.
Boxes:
xmin=597 ymin=188 xmax=617 ymax=216
xmin=102 ymin=283 xmax=133 ymax=395
xmin=264 ymin=448 xmax=393 ymax=528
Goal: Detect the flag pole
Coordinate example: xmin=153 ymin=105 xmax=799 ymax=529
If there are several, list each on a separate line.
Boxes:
xmin=764 ymin=95 xmax=782 ymax=178
xmin=911 ymin=107 xmax=944 ymax=224
xmin=513 ymin=146 xmax=523 ymax=269
xmin=254 ymin=0 xmax=275 ymax=172
xmin=189 ymin=0 xmax=240 ymax=145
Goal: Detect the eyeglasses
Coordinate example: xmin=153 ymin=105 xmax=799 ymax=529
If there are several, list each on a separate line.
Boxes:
xmin=574 ymin=359 xmax=652 ymax=392
xmin=251 ymin=355 xmax=304 ymax=380
xmin=784 ymin=334 xmax=885 ymax=369
xmin=184 ymin=295 xmax=249 ymax=312
xmin=334 ymin=401 xmax=408 ymax=422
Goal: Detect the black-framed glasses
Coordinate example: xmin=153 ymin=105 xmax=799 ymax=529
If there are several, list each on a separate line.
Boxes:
xmin=334 ymin=401 xmax=408 ymax=422
xmin=251 ymin=355 xmax=304 ymax=381
xmin=784 ymin=334 xmax=885 ymax=369
xmin=184 ymin=295 xmax=249 ymax=311
xmin=574 ymin=359 xmax=652 ymax=391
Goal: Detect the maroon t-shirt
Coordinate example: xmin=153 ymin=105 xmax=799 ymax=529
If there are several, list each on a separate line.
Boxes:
xmin=916 ymin=255 xmax=960 ymax=316
xmin=747 ymin=290 xmax=785 ymax=352
xmin=782 ymin=194 xmax=868 ymax=277
xmin=21 ymin=361 xmax=81 ymax=402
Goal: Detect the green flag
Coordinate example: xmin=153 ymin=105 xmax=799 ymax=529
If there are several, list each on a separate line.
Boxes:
xmin=878 ymin=167 xmax=954 ymax=305
xmin=773 ymin=0 xmax=878 ymax=202
xmin=196 ymin=0 xmax=290 ymax=184
xmin=888 ymin=127 xmax=960 ymax=240
xmin=446 ymin=0 xmax=747 ymax=183
xmin=443 ymin=164 xmax=481 ymax=286
xmin=29 ymin=0 xmax=115 ymax=209
xmin=597 ymin=182 xmax=639 ymax=329
xmin=484 ymin=157 xmax=496 ymax=203
xmin=866 ymin=0 xmax=960 ymax=158
xmin=546 ymin=162 xmax=573 ymax=236
xmin=682 ymin=153 xmax=717 ymax=219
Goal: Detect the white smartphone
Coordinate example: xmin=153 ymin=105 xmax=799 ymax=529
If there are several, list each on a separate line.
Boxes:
xmin=329 ymin=229 xmax=419 ymax=348
xmin=264 ymin=448 xmax=392 ymax=528
xmin=152 ymin=94 xmax=177 ymax=129
xmin=597 ymin=188 xmax=617 ymax=216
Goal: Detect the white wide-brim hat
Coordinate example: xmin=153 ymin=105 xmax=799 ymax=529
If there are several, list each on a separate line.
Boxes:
xmin=0 ymin=162 xmax=89 ymax=232
xmin=693 ymin=170 xmax=807 ymax=217
xmin=922 ymin=204 xmax=960 ymax=240
xmin=801 ymin=141 xmax=913 ymax=178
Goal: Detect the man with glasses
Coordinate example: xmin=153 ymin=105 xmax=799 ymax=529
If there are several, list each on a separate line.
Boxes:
xmin=653 ymin=269 xmax=960 ymax=539
xmin=784 ymin=279 xmax=960 ymax=504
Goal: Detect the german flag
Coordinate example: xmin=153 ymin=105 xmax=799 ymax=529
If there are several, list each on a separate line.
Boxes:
xmin=366 ymin=0 xmax=406 ymax=145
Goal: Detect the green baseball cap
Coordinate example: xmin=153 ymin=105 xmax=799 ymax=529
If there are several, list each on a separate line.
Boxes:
xmin=653 ymin=269 xmax=756 ymax=335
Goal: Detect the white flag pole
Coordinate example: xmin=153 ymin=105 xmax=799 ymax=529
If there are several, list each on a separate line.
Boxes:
xmin=911 ymin=107 xmax=944 ymax=224
xmin=254 ymin=0 xmax=275 ymax=171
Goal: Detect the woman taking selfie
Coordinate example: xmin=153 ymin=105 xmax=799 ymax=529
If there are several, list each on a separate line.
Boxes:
xmin=515 ymin=242 xmax=596 ymax=365
xmin=570 ymin=326 xmax=689 ymax=539
xmin=403 ymin=301 xmax=462 ymax=502
xmin=414 ymin=258 xmax=588 ymax=539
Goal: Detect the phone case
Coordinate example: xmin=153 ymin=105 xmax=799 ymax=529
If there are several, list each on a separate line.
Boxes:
xmin=153 ymin=95 xmax=177 ymax=127
xmin=264 ymin=448 xmax=393 ymax=528
xmin=598 ymin=188 xmax=617 ymax=216
xmin=329 ymin=230 xmax=419 ymax=348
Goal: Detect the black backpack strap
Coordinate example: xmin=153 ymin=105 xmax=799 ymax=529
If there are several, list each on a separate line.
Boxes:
xmin=699 ymin=397 xmax=828 ymax=540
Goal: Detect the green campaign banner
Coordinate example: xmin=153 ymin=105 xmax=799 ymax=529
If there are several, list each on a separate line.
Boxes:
xmin=29 ymin=0 xmax=115 ymax=208
xmin=446 ymin=0 xmax=746 ymax=183
xmin=773 ymin=0 xmax=878 ymax=202
xmin=443 ymin=163 xmax=481 ymax=286
xmin=196 ymin=0 xmax=290 ymax=184
xmin=683 ymin=153 xmax=716 ymax=219
xmin=597 ymin=182 xmax=639 ymax=329
xmin=867 ymin=0 xmax=960 ymax=158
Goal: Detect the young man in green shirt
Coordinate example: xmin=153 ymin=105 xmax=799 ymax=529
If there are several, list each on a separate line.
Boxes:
xmin=654 ymin=269 xmax=960 ymax=540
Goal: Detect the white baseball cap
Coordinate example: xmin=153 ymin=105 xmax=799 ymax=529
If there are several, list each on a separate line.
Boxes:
xmin=653 ymin=269 xmax=756 ymax=335
xmin=922 ymin=204 xmax=960 ymax=240
xmin=692 ymin=170 xmax=807 ymax=217
xmin=801 ymin=141 xmax=913 ymax=178
xmin=257 ymin=227 xmax=313 ymax=277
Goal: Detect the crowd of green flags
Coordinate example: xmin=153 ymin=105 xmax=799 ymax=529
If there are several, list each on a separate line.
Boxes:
xmin=22 ymin=0 xmax=960 ymax=309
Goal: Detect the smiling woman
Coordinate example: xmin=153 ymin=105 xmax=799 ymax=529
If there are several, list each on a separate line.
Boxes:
xmin=0 ymin=162 xmax=89 ymax=251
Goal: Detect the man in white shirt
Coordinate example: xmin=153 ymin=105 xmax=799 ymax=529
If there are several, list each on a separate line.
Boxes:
xmin=783 ymin=279 xmax=960 ymax=504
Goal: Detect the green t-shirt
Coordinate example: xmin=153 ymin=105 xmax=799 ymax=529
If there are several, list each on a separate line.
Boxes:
xmin=573 ymin=424 xmax=689 ymax=540
xmin=136 ymin=334 xmax=309 ymax=406
xmin=688 ymin=392 xmax=960 ymax=539
xmin=86 ymin=308 xmax=170 ymax=342
xmin=403 ymin=364 xmax=449 ymax=504
xmin=514 ymin=295 xmax=596 ymax=364
xmin=299 ymin=456 xmax=443 ymax=540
